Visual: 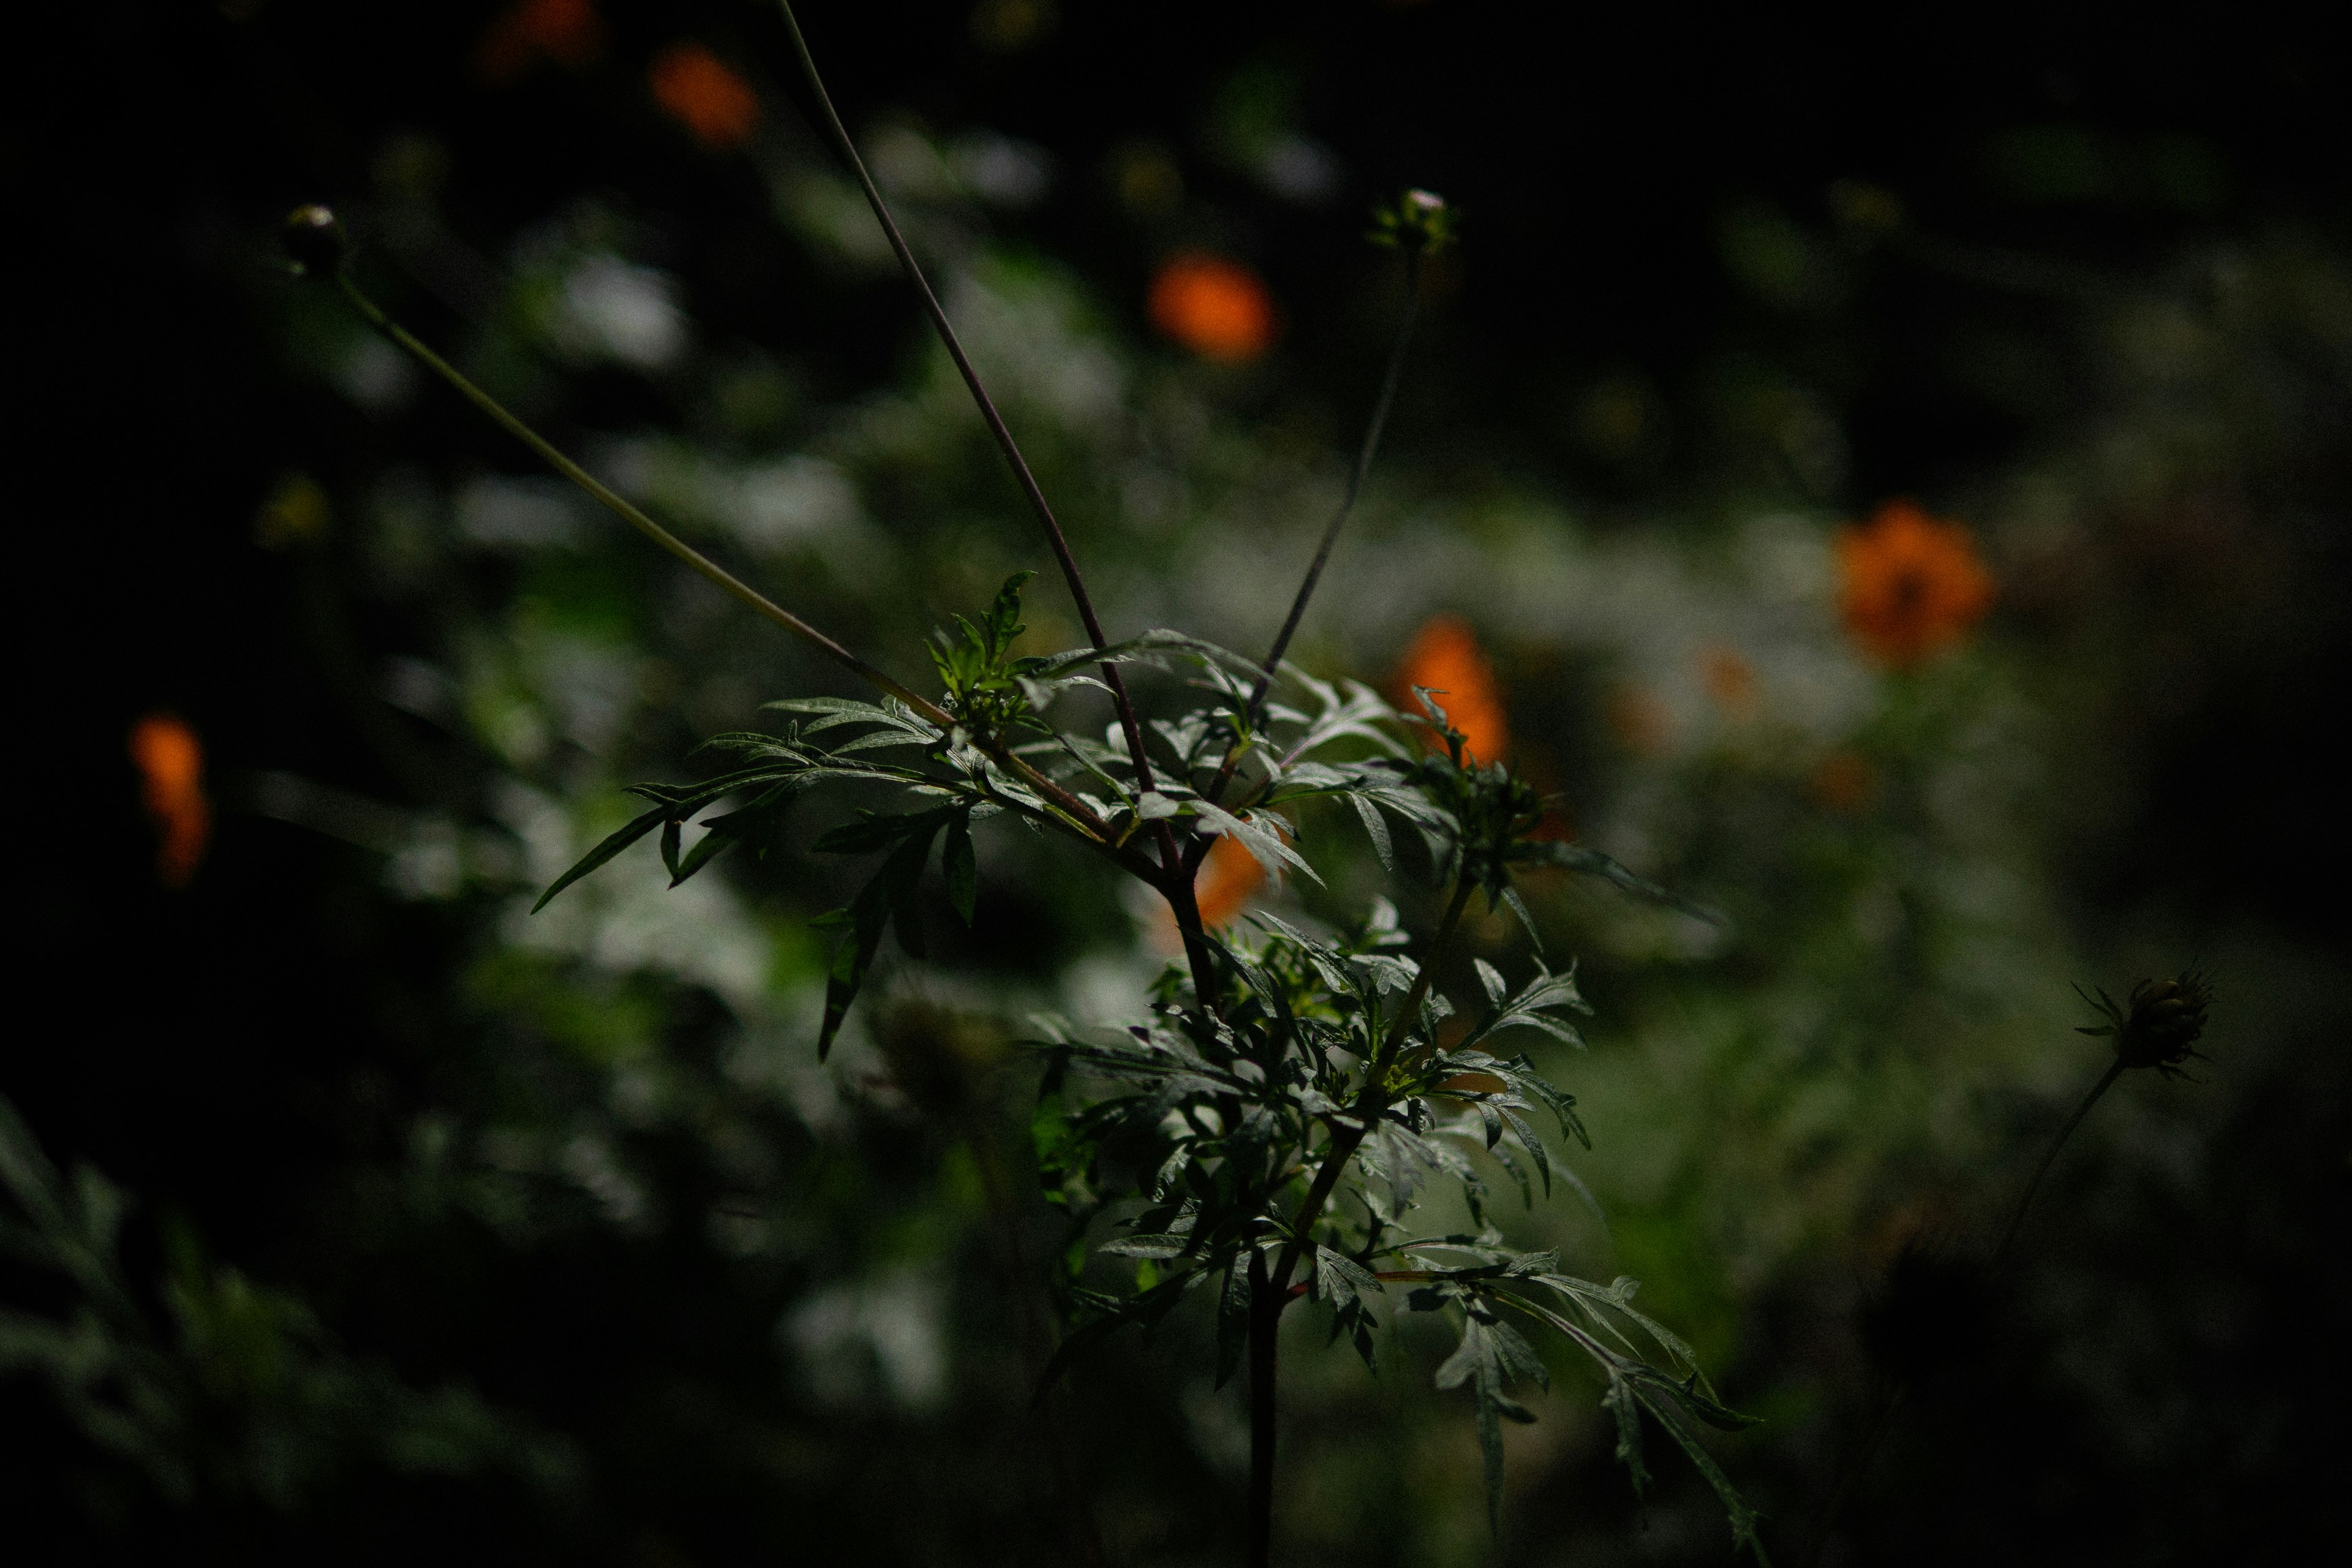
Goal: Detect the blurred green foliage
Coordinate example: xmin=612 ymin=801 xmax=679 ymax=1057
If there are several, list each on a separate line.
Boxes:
xmin=10 ymin=2 xmax=2350 ymax=1564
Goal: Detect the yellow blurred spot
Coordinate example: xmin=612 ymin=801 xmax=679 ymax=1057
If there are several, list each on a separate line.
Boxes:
xmin=255 ymin=472 xmax=330 ymax=549
xmin=1148 ymin=253 xmax=1276 ymax=364
xmin=1393 ymin=615 xmax=1507 ymax=762
xmin=650 ymin=43 xmax=760 ymax=152
xmin=129 ymin=713 xmax=210 ymax=889
xmin=1837 ymin=500 xmax=1994 ymax=666
xmin=475 ymin=0 xmax=606 ymax=85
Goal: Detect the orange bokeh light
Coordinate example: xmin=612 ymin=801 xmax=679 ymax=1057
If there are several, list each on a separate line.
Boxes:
xmin=1836 ymin=500 xmax=1995 ymax=667
xmin=1393 ymin=614 xmax=1508 ymax=763
xmin=1148 ymin=253 xmax=1276 ymax=364
xmin=650 ymin=43 xmax=761 ymax=151
xmin=475 ymin=0 xmax=606 ymax=84
xmin=129 ymin=712 xmax=210 ymax=889
xmin=1192 ymin=834 xmax=1266 ymax=929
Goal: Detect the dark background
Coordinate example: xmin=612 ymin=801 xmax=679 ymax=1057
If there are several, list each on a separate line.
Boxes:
xmin=7 ymin=2 xmax=2348 ymax=1563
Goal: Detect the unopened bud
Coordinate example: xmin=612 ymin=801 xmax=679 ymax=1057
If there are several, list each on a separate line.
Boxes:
xmin=1370 ymin=187 xmax=1457 ymax=254
xmin=281 ymin=205 xmax=347 ymax=276
xmin=2076 ymin=970 xmax=2212 ymax=1079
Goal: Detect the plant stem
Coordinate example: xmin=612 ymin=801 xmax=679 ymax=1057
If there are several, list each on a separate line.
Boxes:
xmin=1992 ymin=1056 xmax=2126 ymax=1272
xmin=337 ymin=273 xmax=949 ymax=726
xmin=333 ymin=269 xmax=1136 ymax=862
xmin=1242 ymin=875 xmax=1472 ymax=1567
xmin=963 ymin=1112 xmax=1111 ymax=1568
xmin=1270 ymin=876 xmax=1476 ymax=1297
xmin=1246 ymin=1247 xmax=1280 ymax=1568
xmin=1246 ymin=245 xmax=1423 ymax=726
xmin=1192 ymin=243 xmax=1424 ymax=843
xmin=771 ymin=0 xmax=1164 ymax=813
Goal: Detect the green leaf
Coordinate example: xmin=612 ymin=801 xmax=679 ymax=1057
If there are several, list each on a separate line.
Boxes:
xmin=1215 ymin=1250 xmax=1253 ymax=1389
xmin=942 ymin=812 xmax=977 ymax=925
xmin=530 ymin=804 xmax=668 ymax=914
xmin=816 ymin=818 xmax=948 ymax=1060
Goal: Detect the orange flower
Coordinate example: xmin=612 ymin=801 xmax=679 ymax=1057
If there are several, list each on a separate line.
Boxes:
xmin=650 ymin=43 xmax=760 ymax=151
xmin=1192 ymin=835 xmax=1265 ymax=929
xmin=129 ymin=713 xmax=209 ymax=889
xmin=1836 ymin=500 xmax=1994 ymax=666
xmin=475 ymin=0 xmax=605 ymax=84
xmin=1393 ymin=615 xmax=1507 ymax=762
xmin=1148 ymin=254 xmax=1276 ymax=364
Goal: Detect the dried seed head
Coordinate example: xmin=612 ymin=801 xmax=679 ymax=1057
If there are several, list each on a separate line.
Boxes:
xmin=281 ymin=205 xmax=347 ymax=276
xmin=2077 ymin=970 xmax=2212 ymax=1079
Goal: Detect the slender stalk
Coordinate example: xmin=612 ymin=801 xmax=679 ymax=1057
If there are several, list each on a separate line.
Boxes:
xmin=1992 ymin=1057 xmax=2126 ymax=1272
xmin=1270 ymin=876 xmax=1476 ymax=1297
xmin=964 ymin=1114 xmax=1110 ymax=1568
xmin=1242 ymin=875 xmax=1472 ymax=1568
xmin=1800 ymin=1383 xmax=1903 ymax=1568
xmin=337 ymin=271 xmax=949 ymax=726
xmin=771 ymin=0 xmax=1164 ymax=814
xmin=1245 ymin=245 xmax=1424 ymax=728
xmin=1245 ymin=1248 xmax=1280 ymax=1568
xmin=333 ymin=268 xmax=1140 ymax=864
xmin=1189 ymin=243 xmax=1425 ymax=867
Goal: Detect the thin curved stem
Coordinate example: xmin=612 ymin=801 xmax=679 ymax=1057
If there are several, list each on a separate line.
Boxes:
xmin=772 ymin=0 xmax=1164 ymax=813
xmin=1190 ymin=243 xmax=1425 ymax=866
xmin=1248 ymin=244 xmax=1423 ymax=725
xmin=339 ymin=271 xmax=949 ymax=727
xmin=1992 ymin=1057 xmax=2126 ymax=1272
xmin=333 ymin=268 xmax=1137 ymax=862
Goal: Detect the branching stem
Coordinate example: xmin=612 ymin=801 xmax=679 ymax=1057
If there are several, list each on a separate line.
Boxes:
xmin=772 ymin=0 xmax=1165 ymax=816
xmin=1191 ymin=242 xmax=1424 ymax=867
xmin=330 ymin=270 xmax=1139 ymax=866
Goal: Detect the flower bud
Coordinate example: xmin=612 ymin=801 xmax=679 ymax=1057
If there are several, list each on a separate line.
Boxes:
xmin=1370 ymin=188 xmax=1457 ymax=253
xmin=281 ymin=205 xmax=347 ymax=276
xmin=2076 ymin=970 xmax=2212 ymax=1078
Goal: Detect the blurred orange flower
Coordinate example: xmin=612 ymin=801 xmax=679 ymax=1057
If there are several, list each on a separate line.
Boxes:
xmin=1393 ymin=614 xmax=1507 ymax=761
xmin=1192 ymin=835 xmax=1265 ymax=929
xmin=129 ymin=712 xmax=209 ymax=889
xmin=475 ymin=0 xmax=605 ymax=84
xmin=1812 ymin=750 xmax=1877 ymax=813
xmin=1700 ymin=645 xmax=1758 ymax=718
xmin=650 ymin=43 xmax=761 ymax=151
xmin=1148 ymin=254 xmax=1276 ymax=363
xmin=1836 ymin=500 xmax=1994 ymax=666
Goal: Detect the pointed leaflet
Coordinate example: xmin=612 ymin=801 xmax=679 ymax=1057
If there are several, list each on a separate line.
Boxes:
xmin=532 ymin=803 xmax=668 ymax=913
xmin=1215 ymin=1249 xmax=1253 ymax=1389
xmin=941 ymin=811 xmax=977 ymax=924
xmin=816 ymin=816 xmax=949 ymax=1060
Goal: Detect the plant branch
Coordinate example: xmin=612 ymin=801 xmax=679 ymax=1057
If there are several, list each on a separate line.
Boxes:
xmin=336 ymin=271 xmax=948 ymax=726
xmin=772 ymin=0 xmax=1166 ymax=815
xmin=1190 ymin=242 xmax=1424 ymax=862
xmin=1992 ymin=1056 xmax=2126 ymax=1272
xmin=1268 ymin=876 xmax=1476 ymax=1298
xmin=1245 ymin=1247 xmax=1280 ymax=1568
xmin=331 ymin=268 xmax=1138 ymax=863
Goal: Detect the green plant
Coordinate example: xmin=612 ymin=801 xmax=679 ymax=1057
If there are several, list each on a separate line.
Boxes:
xmin=280 ymin=5 xmax=1768 ymax=1559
